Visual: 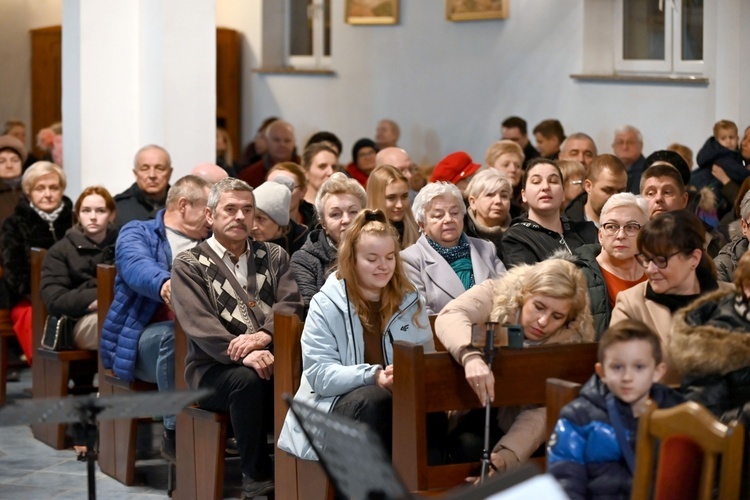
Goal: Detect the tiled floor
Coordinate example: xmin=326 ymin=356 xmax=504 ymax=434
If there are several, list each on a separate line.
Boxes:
xmin=0 ymin=368 xmax=253 ymax=499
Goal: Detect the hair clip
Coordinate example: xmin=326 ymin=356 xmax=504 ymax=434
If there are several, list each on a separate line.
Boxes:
xmin=363 ymin=209 xmax=385 ymax=222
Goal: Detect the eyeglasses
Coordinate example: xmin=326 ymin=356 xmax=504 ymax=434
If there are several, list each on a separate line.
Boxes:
xmin=601 ymin=222 xmax=642 ymax=237
xmin=634 ymin=251 xmax=682 ymax=269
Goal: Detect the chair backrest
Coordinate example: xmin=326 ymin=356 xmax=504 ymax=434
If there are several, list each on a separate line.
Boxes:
xmin=392 ymin=340 xmax=599 ymax=492
xmin=30 ymin=248 xmax=47 ymax=356
xmin=174 ymin=319 xmax=188 ymax=391
xmin=545 ymin=378 xmax=583 ymax=445
xmin=631 ymin=400 xmax=745 ymax=500
xmin=96 ymin=264 xmax=116 ymax=374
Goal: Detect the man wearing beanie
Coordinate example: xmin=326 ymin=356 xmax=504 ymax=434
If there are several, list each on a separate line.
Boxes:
xmin=252 ymin=179 xmax=309 ymax=256
xmin=171 ymin=177 xmax=303 ymax=498
xmin=0 ymin=135 xmax=27 ymax=225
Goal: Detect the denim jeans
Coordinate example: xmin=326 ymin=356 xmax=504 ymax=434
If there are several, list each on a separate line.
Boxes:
xmin=134 ymin=320 xmax=175 ymax=430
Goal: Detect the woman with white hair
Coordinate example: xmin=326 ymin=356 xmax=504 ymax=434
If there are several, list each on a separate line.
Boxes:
xmin=573 ymin=193 xmax=649 ymax=338
xmin=464 ymin=169 xmax=513 ymax=259
xmin=291 ymin=173 xmax=367 ymax=310
xmin=1 ymin=161 xmax=72 ymax=364
xmin=401 ymin=182 xmax=506 ymax=316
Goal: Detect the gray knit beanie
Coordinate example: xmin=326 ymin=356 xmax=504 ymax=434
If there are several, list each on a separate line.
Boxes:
xmin=254 ymin=181 xmax=291 ymax=226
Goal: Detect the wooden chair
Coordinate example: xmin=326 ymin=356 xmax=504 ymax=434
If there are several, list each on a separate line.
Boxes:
xmin=274 ymin=311 xmax=332 ymax=500
xmin=391 ymin=340 xmax=599 ymax=494
xmin=0 ymin=308 xmax=16 ymax=407
xmin=545 ymin=378 xmax=583 ymax=444
xmin=173 ymin=319 xmax=229 ymax=500
xmin=30 ymin=247 xmax=98 ymax=449
xmin=96 ymin=263 xmax=158 ymax=486
xmin=631 ymin=400 xmax=745 ymax=500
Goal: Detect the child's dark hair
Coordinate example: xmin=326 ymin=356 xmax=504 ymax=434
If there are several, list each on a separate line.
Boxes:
xmin=598 ymin=320 xmax=663 ymax=365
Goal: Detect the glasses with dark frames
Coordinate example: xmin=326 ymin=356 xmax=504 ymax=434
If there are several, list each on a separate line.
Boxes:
xmin=634 ymin=250 xmax=683 ymax=269
xmin=601 ymin=222 xmax=642 ymax=237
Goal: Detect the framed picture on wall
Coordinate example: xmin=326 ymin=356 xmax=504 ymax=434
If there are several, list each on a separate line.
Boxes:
xmin=345 ymin=0 xmax=399 ymax=25
xmin=446 ymin=0 xmax=509 ymax=22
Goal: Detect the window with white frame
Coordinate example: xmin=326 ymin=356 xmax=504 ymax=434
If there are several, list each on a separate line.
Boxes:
xmin=287 ymin=0 xmax=331 ymax=68
xmin=615 ymin=0 xmax=703 ymax=75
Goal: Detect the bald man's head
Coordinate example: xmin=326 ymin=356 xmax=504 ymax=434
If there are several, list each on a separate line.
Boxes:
xmin=190 ymin=163 xmax=228 ymax=185
xmin=375 ymin=147 xmax=412 ymax=179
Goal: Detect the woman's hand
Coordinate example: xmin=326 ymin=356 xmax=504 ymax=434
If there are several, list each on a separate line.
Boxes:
xmin=87 ymin=299 xmax=98 ymax=311
xmin=375 ymin=365 xmax=394 ymax=391
xmin=464 ymin=356 xmax=494 ymax=406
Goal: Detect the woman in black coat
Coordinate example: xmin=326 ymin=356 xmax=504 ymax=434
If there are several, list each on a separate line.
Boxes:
xmin=1 ymin=162 xmax=72 ymax=364
xmin=41 ymin=186 xmax=118 ymax=351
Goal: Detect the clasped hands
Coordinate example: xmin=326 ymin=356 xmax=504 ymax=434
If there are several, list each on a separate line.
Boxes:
xmin=228 ymin=332 xmax=274 ymax=380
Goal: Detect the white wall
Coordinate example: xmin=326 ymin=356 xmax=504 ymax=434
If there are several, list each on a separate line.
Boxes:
xmin=1 ymin=0 xmax=747 ymax=192
xmin=0 ymin=0 xmax=62 ymax=144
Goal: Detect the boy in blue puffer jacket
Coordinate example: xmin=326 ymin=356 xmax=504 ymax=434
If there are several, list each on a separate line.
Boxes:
xmin=547 ymin=320 xmax=683 ymax=499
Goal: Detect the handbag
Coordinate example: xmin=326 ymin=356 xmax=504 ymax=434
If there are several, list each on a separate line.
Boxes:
xmin=41 ymin=315 xmax=75 ymax=351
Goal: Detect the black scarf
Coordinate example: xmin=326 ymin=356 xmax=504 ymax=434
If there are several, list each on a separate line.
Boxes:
xmin=645 ymin=264 xmax=719 ymax=312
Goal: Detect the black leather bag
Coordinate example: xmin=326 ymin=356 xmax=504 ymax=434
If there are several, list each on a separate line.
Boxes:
xmin=41 ymin=315 xmax=75 ymax=351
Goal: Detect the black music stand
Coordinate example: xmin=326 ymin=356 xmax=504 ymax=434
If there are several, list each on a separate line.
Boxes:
xmin=284 ymin=395 xmax=541 ymax=500
xmin=0 ymin=389 xmax=210 ymax=500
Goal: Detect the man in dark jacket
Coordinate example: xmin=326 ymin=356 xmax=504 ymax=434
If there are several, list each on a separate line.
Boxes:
xmin=171 ymin=177 xmax=303 ymax=498
xmin=564 ymin=154 xmax=627 ymax=227
xmin=100 ymin=175 xmax=210 ymax=460
xmin=114 ymin=144 xmax=173 ymax=226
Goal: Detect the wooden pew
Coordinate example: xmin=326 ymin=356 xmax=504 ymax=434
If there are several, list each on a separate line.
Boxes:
xmin=0 ymin=308 xmax=16 ymax=407
xmin=173 ymin=319 xmax=229 ymax=500
xmin=96 ymin=263 xmax=158 ymax=486
xmin=392 ymin=340 xmax=598 ymax=493
xmin=545 ymin=378 xmax=583 ymax=446
xmin=274 ymin=311 xmax=332 ymax=500
xmin=30 ymin=247 xmax=97 ymax=449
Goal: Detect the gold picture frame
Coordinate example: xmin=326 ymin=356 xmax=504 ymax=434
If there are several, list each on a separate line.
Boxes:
xmin=345 ymin=0 xmax=399 ymax=25
xmin=446 ymin=0 xmax=509 ymax=22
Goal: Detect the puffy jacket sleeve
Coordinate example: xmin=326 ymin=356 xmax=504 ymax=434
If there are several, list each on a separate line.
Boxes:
xmin=301 ymin=293 xmax=380 ymax=398
xmin=547 ymin=410 xmax=590 ymax=500
xmin=714 ymin=251 xmax=734 ymax=283
xmin=435 ymin=279 xmax=495 ymax=365
xmin=290 ymin=249 xmax=321 ymax=310
xmin=40 ymin=241 xmax=97 ymax=317
xmin=115 ymin=222 xmax=170 ymax=300
xmin=1 ymin=215 xmax=31 ymax=300
xmin=681 ymin=373 xmax=750 ymax=426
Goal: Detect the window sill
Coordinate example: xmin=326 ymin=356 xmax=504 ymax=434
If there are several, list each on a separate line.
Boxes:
xmin=254 ymin=66 xmax=336 ymax=76
xmin=570 ymin=73 xmax=709 ymax=86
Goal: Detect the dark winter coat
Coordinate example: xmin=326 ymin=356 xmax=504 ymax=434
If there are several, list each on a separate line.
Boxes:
xmin=501 ymin=215 xmax=598 ymax=268
xmin=40 ymin=226 xmax=118 ymax=318
xmin=564 ymin=192 xmax=587 ymax=223
xmin=464 ymin=210 xmax=506 ymax=261
xmin=714 ymin=235 xmax=748 ymax=283
xmin=267 ymin=219 xmax=309 ymax=258
xmin=548 ymin=374 xmax=683 ymax=500
xmin=0 ymin=178 xmax=23 ymax=226
xmin=691 ymin=137 xmax=749 ymax=206
xmin=0 ymin=196 xmax=73 ymax=303
xmin=625 ymin=155 xmax=646 ymax=195
xmin=573 ymin=244 xmax=611 ymax=339
xmin=672 ymin=288 xmax=750 ymax=427
xmin=114 ymin=182 xmax=168 ymax=227
xmin=290 ymin=229 xmax=338 ymax=310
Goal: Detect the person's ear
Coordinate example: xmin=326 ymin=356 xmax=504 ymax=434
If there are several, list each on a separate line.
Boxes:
xmin=468 ymin=195 xmax=477 ymax=211
xmin=680 ymin=191 xmax=689 ymax=209
xmin=595 ymin=362 xmax=605 ymax=380
xmin=652 ymin=362 xmax=667 ymax=383
xmin=178 ymin=197 xmax=188 ymax=213
xmin=521 ymin=189 xmax=527 ymax=204
xmin=205 ymin=206 xmax=214 ymax=225
xmin=584 ymin=179 xmax=593 ymax=194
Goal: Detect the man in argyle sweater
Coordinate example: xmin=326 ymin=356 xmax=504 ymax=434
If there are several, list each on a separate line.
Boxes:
xmin=172 ymin=177 xmax=302 ymax=499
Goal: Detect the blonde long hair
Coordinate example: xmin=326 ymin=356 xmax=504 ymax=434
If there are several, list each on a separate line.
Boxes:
xmin=336 ymin=209 xmax=422 ymax=329
xmin=366 ymin=165 xmax=419 ymax=249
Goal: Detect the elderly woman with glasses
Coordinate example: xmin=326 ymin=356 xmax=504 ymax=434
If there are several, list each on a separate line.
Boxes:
xmin=401 ymin=182 xmax=506 ymax=316
xmin=610 ymin=210 xmax=732 ymax=384
xmin=574 ymin=193 xmax=649 ymax=338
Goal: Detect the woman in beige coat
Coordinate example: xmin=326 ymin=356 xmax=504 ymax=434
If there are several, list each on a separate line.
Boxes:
xmin=611 ymin=210 xmax=731 ymax=385
xmin=435 ymin=256 xmax=594 ymax=473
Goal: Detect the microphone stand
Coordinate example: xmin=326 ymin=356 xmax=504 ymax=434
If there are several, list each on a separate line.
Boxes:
xmin=479 ymin=321 xmax=498 ymax=484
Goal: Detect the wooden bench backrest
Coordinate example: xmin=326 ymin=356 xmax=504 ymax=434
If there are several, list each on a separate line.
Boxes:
xmin=30 ymin=248 xmax=47 ymax=357
xmin=392 ymin=340 xmax=598 ymax=492
xmin=96 ymin=264 xmax=116 ymax=375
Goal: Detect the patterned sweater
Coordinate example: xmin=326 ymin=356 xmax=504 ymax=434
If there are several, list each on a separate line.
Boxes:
xmin=171 ymin=239 xmax=303 ymax=387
